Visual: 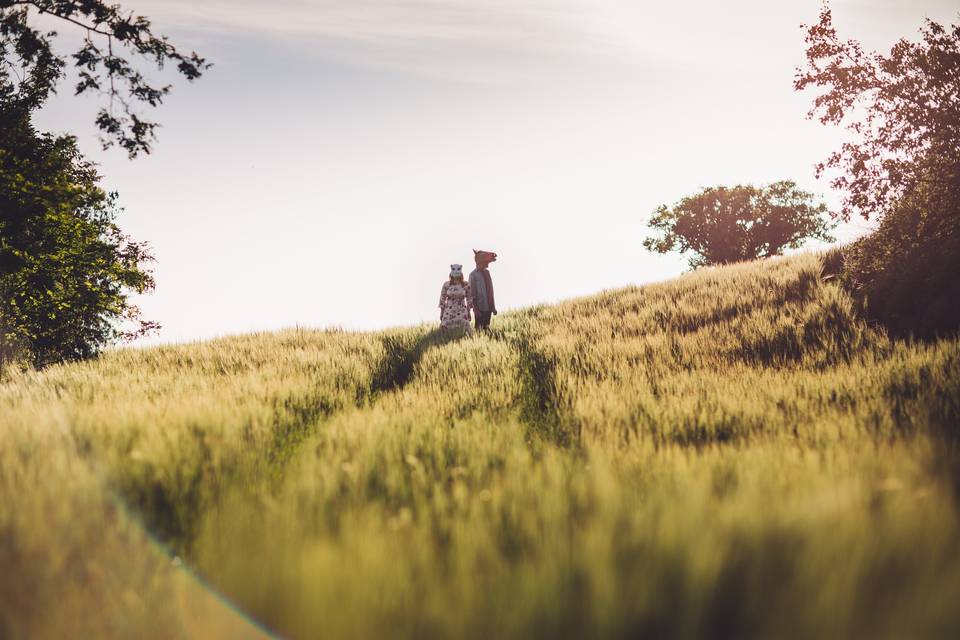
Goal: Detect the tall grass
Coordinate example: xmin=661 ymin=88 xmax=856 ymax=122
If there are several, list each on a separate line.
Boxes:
xmin=2 ymin=254 xmax=959 ymax=638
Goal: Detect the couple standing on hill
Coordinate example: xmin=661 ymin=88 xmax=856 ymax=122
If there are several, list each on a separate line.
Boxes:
xmin=439 ymin=249 xmax=497 ymax=332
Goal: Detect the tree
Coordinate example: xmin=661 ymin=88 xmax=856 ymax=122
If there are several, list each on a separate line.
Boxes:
xmin=643 ymin=181 xmax=837 ymax=269
xmin=0 ymin=104 xmax=156 ymax=366
xmin=1 ymin=0 xmax=209 ymax=157
xmin=836 ymin=173 xmax=960 ymax=338
xmin=799 ymin=4 xmax=960 ymax=338
xmin=794 ymin=4 xmax=960 ymax=221
xmin=1 ymin=1 xmax=207 ymax=364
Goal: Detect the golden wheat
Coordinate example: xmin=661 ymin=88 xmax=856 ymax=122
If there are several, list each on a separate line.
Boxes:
xmin=2 ymin=253 xmax=958 ymax=638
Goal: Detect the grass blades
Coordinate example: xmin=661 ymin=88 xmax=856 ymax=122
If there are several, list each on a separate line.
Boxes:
xmin=2 ymin=253 xmax=959 ymax=638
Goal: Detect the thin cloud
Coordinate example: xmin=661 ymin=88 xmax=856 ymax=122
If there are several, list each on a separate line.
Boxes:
xmin=140 ymin=0 xmax=638 ymax=82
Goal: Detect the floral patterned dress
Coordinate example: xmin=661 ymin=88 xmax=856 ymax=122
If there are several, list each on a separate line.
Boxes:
xmin=439 ymin=280 xmax=472 ymax=329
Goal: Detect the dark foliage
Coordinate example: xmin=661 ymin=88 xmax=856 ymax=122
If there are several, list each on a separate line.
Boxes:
xmin=795 ymin=4 xmax=960 ymax=221
xmin=799 ymin=4 xmax=960 ymax=339
xmin=0 ymin=104 xmax=157 ymax=366
xmin=835 ymin=175 xmax=960 ymax=340
xmin=643 ymin=181 xmax=837 ymax=269
xmin=0 ymin=1 xmax=202 ymax=364
xmin=0 ymin=0 xmax=209 ymax=157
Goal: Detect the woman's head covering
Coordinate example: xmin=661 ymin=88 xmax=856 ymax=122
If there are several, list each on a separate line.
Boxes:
xmin=449 ymin=264 xmax=463 ymax=278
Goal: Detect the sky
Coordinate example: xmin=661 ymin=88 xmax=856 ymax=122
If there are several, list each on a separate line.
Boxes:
xmin=33 ymin=0 xmax=960 ymax=344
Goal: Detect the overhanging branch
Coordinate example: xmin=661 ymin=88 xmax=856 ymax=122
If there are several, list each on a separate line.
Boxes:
xmin=11 ymin=1 xmax=114 ymax=37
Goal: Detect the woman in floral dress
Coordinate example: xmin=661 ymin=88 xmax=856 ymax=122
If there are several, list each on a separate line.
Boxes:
xmin=439 ymin=264 xmax=472 ymax=330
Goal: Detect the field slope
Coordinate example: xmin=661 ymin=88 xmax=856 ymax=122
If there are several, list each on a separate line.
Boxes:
xmin=2 ymin=253 xmax=959 ymax=638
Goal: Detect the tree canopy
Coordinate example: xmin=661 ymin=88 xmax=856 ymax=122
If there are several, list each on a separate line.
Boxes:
xmin=802 ymin=4 xmax=960 ymax=338
xmin=795 ymin=4 xmax=960 ymax=221
xmin=643 ymin=181 xmax=837 ymax=269
xmin=0 ymin=105 xmax=156 ymax=366
xmin=0 ymin=1 xmax=204 ymax=364
xmin=0 ymin=0 xmax=209 ymax=157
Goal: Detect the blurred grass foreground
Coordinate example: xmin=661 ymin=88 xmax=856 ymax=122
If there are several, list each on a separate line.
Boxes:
xmin=2 ymin=253 xmax=959 ymax=638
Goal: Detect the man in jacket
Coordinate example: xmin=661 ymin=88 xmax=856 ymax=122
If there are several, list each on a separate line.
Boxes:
xmin=469 ymin=249 xmax=497 ymax=331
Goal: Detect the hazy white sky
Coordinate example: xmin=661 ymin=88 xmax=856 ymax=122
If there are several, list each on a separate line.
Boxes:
xmin=34 ymin=0 xmax=960 ymax=344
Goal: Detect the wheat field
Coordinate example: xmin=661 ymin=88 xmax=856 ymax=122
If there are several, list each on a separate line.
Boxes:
xmin=2 ymin=253 xmax=959 ymax=638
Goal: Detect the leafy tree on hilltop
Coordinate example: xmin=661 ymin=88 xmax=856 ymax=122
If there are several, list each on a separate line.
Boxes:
xmin=795 ymin=4 xmax=960 ymax=221
xmin=643 ymin=181 xmax=837 ymax=269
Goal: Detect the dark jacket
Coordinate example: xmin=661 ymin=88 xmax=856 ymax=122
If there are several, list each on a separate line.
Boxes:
xmin=469 ymin=268 xmax=496 ymax=313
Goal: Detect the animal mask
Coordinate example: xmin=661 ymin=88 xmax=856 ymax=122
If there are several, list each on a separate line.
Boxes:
xmin=473 ymin=249 xmax=498 ymax=267
xmin=449 ymin=264 xmax=463 ymax=278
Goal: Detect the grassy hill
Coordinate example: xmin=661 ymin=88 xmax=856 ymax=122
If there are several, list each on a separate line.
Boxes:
xmin=2 ymin=253 xmax=959 ymax=638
